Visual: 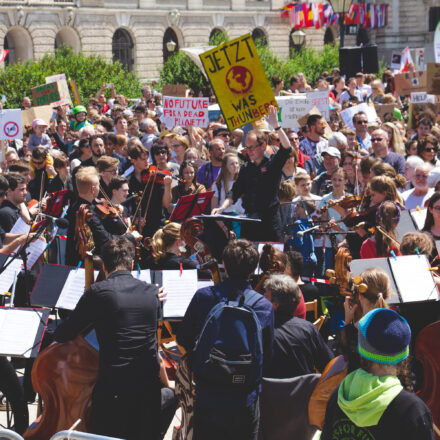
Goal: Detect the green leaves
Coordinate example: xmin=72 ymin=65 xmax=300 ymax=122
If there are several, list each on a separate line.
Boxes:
xmin=0 ymin=46 xmax=142 ymax=108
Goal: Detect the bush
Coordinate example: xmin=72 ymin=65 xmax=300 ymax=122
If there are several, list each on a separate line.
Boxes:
xmin=0 ymin=46 xmax=143 ymax=108
xmin=159 ymin=40 xmax=340 ymax=94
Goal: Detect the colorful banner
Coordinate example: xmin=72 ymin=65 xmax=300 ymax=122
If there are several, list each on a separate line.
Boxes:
xmin=282 ymin=3 xmax=389 ymax=30
xmin=161 ymin=96 xmax=209 ymax=129
xmin=200 ymin=34 xmax=277 ymax=131
xmin=45 ymin=73 xmax=72 ymax=107
xmin=0 ymin=109 xmax=23 ymax=141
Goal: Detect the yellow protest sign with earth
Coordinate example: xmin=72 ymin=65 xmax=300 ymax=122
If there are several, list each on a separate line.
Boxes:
xmin=200 ymin=34 xmax=278 ymax=130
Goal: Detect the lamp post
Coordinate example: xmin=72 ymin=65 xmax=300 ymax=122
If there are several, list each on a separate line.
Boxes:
xmin=291 ymin=30 xmax=306 ymax=52
xmin=327 ymin=0 xmax=353 ymax=48
xmin=166 ymin=40 xmax=177 ymax=53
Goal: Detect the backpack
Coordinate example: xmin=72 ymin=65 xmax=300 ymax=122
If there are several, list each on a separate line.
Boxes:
xmin=192 ymin=287 xmax=264 ymax=392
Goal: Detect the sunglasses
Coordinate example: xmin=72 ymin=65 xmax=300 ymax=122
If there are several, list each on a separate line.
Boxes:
xmin=371 ymin=138 xmax=384 ymax=142
xmin=424 ymin=148 xmax=437 ymax=153
xmin=154 ymin=150 xmax=168 ymax=155
xmin=356 ymin=120 xmax=368 ymax=125
xmin=217 ymin=133 xmax=230 ymax=138
xmin=33 ymin=160 xmax=45 ymax=166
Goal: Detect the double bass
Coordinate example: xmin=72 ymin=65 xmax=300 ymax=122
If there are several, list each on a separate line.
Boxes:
xmin=23 ymin=205 xmax=99 ymax=439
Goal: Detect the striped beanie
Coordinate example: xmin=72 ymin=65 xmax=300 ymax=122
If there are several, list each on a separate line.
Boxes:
xmin=358 ymin=308 xmax=411 ymax=365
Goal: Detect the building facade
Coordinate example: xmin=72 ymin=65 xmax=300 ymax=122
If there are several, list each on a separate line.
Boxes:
xmin=0 ymin=0 xmax=437 ymax=83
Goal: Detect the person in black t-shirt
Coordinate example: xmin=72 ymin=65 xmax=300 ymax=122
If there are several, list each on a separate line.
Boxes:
xmin=145 ymin=222 xmax=197 ymax=270
xmin=212 ymin=105 xmax=291 ymax=242
xmin=263 ymin=274 xmax=333 ymax=379
xmin=321 ymin=308 xmax=433 ymax=440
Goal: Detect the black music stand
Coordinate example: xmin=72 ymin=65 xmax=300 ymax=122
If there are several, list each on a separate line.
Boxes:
xmin=170 ymin=191 xmax=214 ymax=223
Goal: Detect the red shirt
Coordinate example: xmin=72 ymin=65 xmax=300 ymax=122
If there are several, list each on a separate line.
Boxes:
xmin=360 ymin=238 xmax=401 ymax=259
xmin=293 ymin=289 xmax=306 ymax=319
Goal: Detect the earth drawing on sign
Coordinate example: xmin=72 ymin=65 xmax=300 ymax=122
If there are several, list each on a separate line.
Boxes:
xmin=225 ymin=66 xmax=253 ymax=95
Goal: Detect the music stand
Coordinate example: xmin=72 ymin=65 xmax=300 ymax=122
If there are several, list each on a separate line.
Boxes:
xmin=170 ymin=191 xmax=214 ymax=223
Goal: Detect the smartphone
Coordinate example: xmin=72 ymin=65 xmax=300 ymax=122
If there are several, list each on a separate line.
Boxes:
xmin=50 ymin=110 xmax=57 ymax=122
xmin=106 ymin=83 xmax=113 ymax=89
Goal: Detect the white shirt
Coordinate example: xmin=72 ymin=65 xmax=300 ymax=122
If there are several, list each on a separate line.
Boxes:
xmin=401 ymin=188 xmax=434 ymax=210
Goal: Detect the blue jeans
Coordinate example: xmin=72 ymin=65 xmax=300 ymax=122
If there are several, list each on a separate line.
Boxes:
xmin=193 ymin=397 xmax=260 ymax=440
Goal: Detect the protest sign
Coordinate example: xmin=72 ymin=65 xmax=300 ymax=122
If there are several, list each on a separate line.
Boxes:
xmin=199 ymin=34 xmax=277 ymax=131
xmin=21 ymin=105 xmax=53 ymax=128
xmin=0 ymin=109 xmax=23 ymax=140
xmin=340 ymin=103 xmax=377 ymax=129
xmin=390 ymin=51 xmax=402 ymax=71
xmin=162 ymin=84 xmax=187 ymax=97
xmin=161 ymin=96 xmax=209 ymax=129
xmin=426 ymin=63 xmax=440 ymax=96
xmin=394 ymin=71 xmax=427 ymax=96
xmin=69 ymin=80 xmax=81 ymax=105
xmin=31 ymin=82 xmax=61 ymax=107
xmin=275 ymin=91 xmax=330 ymax=129
xmin=374 ymin=104 xmax=395 ymax=122
xmin=45 ymin=73 xmax=72 ymax=107
xmin=411 ymin=92 xmax=428 ymax=103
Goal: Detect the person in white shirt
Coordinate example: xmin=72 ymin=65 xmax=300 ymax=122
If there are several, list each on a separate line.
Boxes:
xmin=339 ymin=77 xmax=363 ymax=105
xmin=401 ymin=163 xmax=434 ymax=210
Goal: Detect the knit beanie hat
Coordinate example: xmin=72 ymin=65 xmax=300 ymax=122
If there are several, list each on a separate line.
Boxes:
xmin=358 ymin=308 xmax=411 ymax=365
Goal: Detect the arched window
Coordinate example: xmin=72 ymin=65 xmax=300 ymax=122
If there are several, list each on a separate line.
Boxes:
xmin=112 ymin=28 xmax=134 ymax=72
xmin=4 ymin=28 xmax=33 ymax=65
xmin=356 ymin=28 xmax=370 ymax=46
xmin=324 ymin=27 xmax=335 ymax=45
xmin=209 ymin=28 xmax=227 ymax=45
xmin=55 ymin=27 xmax=81 ymax=52
xmin=163 ymin=27 xmax=179 ymax=63
xmin=252 ymin=28 xmax=267 ymax=46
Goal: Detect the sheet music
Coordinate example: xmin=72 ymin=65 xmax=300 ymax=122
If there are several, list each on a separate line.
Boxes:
xmin=9 ymin=218 xmax=30 ymax=235
xmin=55 ymin=269 xmax=98 ymax=310
xmin=0 ymin=258 xmax=23 ymax=295
xmin=162 ymin=269 xmax=198 ymax=318
xmin=389 ymin=255 xmax=439 ymax=303
xmin=409 ymin=208 xmax=427 ymax=231
xmin=23 ymin=239 xmax=47 ymax=269
xmin=131 ymin=269 xmax=151 ymax=284
xmin=198 ymin=280 xmax=214 ymax=290
xmin=0 ymin=309 xmax=44 ymax=357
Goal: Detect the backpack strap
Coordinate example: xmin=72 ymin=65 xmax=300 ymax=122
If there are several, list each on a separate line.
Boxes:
xmin=243 ymin=290 xmax=263 ymax=309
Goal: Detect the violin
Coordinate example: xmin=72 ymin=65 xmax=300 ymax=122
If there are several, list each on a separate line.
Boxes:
xmin=141 ymin=165 xmax=183 ymax=185
xmin=317 ymin=194 xmax=363 ymax=216
xmin=342 ymin=204 xmax=379 ymax=228
xmin=94 ymin=199 xmax=121 ymax=219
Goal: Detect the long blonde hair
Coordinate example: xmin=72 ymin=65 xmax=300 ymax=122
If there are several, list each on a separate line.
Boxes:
xmin=383 ymin=122 xmax=405 ymax=156
xmin=151 ymin=222 xmax=181 ymax=263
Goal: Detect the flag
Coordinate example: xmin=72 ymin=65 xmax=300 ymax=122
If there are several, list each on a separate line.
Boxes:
xmin=370 ymin=4 xmax=376 ymax=29
xmin=294 ymin=3 xmax=305 ymax=29
xmin=288 ymin=5 xmax=297 ymax=27
xmin=304 ymin=3 xmax=314 ymax=28
xmin=400 ymin=47 xmax=413 ymax=73
xmin=281 ymin=3 xmax=295 ymax=18
xmin=0 ymin=49 xmax=8 ymax=63
xmin=323 ymin=4 xmax=332 ymax=26
xmin=359 ymin=4 xmax=366 ymax=27
xmin=313 ymin=3 xmax=324 ymax=29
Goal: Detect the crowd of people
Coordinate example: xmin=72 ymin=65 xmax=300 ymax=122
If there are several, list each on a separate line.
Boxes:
xmin=0 ymin=66 xmax=439 ymax=440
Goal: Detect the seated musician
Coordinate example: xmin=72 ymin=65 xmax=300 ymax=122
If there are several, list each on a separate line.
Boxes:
xmin=145 ymin=222 xmax=197 ymax=270
xmin=321 ymin=309 xmax=433 ymax=440
xmin=257 ymin=243 xmax=306 ymax=319
xmin=101 ymin=176 xmax=131 ymax=235
xmin=360 ymin=201 xmax=401 ymax=259
xmin=263 ymin=274 xmax=333 ymax=379
xmin=54 ymin=237 xmax=166 ymax=440
xmin=171 ymin=160 xmax=206 ymax=205
xmin=65 ymin=166 xmax=139 ymax=266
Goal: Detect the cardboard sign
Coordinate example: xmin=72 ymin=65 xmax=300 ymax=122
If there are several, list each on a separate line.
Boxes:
xmin=340 ymin=103 xmax=377 ymax=129
xmin=162 ymin=84 xmax=187 ymax=97
xmin=426 ymin=63 xmax=440 ymax=96
xmin=161 ymin=96 xmax=209 ymax=129
xmin=21 ymin=105 xmax=53 ymax=128
xmin=374 ymin=104 xmax=395 ymax=122
xmin=45 ymin=74 xmax=72 ymax=107
xmin=31 ymin=82 xmax=61 ymax=107
xmin=199 ymin=34 xmax=277 ymax=131
xmin=411 ymin=92 xmax=428 ymax=103
xmin=394 ymin=71 xmax=427 ymax=96
xmin=0 ymin=109 xmax=23 ymax=140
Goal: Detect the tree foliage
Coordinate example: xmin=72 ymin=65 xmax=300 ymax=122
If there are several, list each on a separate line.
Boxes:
xmin=0 ymin=46 xmax=142 ymax=108
xmin=159 ymin=40 xmax=341 ymax=94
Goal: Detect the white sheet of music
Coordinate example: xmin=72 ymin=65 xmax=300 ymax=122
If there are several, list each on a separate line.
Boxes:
xmin=389 ymin=255 xmax=439 ymax=303
xmin=9 ymin=218 xmax=30 ymax=235
xmin=0 ymin=309 xmax=43 ymax=357
xmin=25 ymin=239 xmax=47 ymax=269
xmin=55 ymin=269 xmax=98 ymax=310
xmin=131 ymin=269 xmax=151 ymax=284
xmin=162 ymin=269 xmax=198 ymax=318
xmin=0 ymin=258 xmax=23 ymax=294
xmin=410 ymin=208 xmax=427 ymax=231
xmin=197 ymin=280 xmax=214 ymax=290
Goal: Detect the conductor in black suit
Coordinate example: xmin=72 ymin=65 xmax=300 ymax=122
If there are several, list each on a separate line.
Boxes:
xmin=54 ymin=237 xmax=162 ymax=440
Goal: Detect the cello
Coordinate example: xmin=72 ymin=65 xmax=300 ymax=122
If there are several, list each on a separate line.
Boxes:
xmin=23 ymin=205 xmax=99 ymax=439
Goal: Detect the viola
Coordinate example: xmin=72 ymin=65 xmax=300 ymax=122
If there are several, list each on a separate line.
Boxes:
xmin=141 ymin=165 xmax=183 ymax=185
xmin=94 ymin=199 xmax=120 ymax=219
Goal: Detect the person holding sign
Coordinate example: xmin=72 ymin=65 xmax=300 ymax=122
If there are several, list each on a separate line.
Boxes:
xmin=212 ymin=105 xmax=291 ymax=242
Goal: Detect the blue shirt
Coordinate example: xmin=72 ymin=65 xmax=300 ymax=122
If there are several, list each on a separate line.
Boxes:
xmin=177 ymin=277 xmax=274 ymax=409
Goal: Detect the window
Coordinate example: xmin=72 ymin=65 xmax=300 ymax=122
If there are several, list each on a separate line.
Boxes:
xmin=429 ymin=7 xmax=440 ymax=32
xmin=112 ymin=29 xmax=134 ymax=72
xmin=252 ymin=28 xmax=267 ymax=46
xmin=163 ymin=28 xmax=179 ymax=63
